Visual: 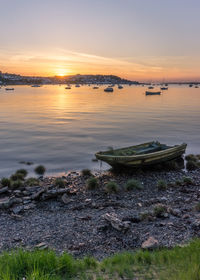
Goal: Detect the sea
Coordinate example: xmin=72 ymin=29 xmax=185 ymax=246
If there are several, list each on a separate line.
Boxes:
xmin=0 ymin=84 xmax=199 ymax=177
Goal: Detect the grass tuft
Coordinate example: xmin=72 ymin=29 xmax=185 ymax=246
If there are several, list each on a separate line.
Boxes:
xmin=157 ymin=179 xmax=167 ymax=190
xmin=81 ymin=169 xmax=92 ymax=176
xmin=86 ymin=177 xmax=99 ymax=190
xmin=186 ymin=160 xmax=199 ymax=171
xmin=16 ymin=169 xmax=28 ymax=178
xmin=34 ymin=165 xmax=46 ymax=176
xmin=54 ymin=178 xmax=66 ymax=188
xmin=26 ymin=177 xmax=39 ymax=186
xmin=105 ymin=181 xmax=119 ymax=193
xmin=125 ymin=179 xmax=143 ymax=191
xmin=183 ymin=176 xmax=193 ymax=185
xmin=1 ymin=177 xmax=11 ymax=187
xmin=153 ymin=204 xmax=167 ymax=217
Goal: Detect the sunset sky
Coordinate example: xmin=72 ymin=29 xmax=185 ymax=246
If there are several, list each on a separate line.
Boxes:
xmin=0 ymin=0 xmax=200 ymax=81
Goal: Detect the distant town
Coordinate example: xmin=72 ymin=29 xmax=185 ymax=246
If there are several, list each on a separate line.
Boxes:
xmin=0 ymin=71 xmax=139 ymax=85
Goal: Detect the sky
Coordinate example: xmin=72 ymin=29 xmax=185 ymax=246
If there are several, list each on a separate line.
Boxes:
xmin=0 ymin=0 xmax=200 ymax=81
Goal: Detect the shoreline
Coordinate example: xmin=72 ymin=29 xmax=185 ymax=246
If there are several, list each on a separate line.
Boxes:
xmin=0 ymin=168 xmax=200 ymax=259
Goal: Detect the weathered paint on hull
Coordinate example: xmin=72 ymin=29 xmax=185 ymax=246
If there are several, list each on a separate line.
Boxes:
xmin=96 ymin=143 xmax=187 ymax=168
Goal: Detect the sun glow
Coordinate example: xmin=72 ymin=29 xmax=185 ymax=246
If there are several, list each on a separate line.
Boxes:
xmin=55 ymin=68 xmax=70 ymax=77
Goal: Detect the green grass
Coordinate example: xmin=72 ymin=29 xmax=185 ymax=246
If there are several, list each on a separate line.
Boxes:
xmin=81 ymin=169 xmax=92 ymax=176
xmin=54 ymin=178 xmax=66 ymax=188
xmin=34 ymin=165 xmax=46 ymax=176
xmin=105 ymin=181 xmax=119 ymax=193
xmin=86 ymin=177 xmax=99 ymax=190
xmin=125 ymin=179 xmax=143 ymax=191
xmin=1 ymin=239 xmax=200 ymax=279
xmin=157 ymin=179 xmax=167 ymax=190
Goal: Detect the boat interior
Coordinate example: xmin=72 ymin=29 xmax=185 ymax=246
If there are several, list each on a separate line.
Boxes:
xmin=104 ymin=142 xmax=171 ymax=156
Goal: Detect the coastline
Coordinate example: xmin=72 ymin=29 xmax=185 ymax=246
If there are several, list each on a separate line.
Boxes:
xmin=0 ymin=168 xmax=200 ymax=259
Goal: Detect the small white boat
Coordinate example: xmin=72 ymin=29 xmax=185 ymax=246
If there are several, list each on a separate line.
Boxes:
xmin=104 ymin=87 xmax=114 ymax=92
xmin=5 ymin=88 xmax=14 ymax=91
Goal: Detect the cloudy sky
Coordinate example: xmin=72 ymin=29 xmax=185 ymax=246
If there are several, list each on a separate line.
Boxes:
xmin=0 ymin=0 xmax=200 ymax=81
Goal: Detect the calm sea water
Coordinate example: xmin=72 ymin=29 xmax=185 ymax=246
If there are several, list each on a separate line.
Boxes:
xmin=0 ymin=85 xmax=199 ymax=177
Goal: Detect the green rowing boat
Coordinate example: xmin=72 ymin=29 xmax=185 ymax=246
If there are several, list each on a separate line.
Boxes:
xmin=95 ymin=141 xmax=187 ymax=168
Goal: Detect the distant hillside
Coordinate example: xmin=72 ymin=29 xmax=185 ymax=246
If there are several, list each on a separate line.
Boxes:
xmin=0 ymin=71 xmax=139 ymax=85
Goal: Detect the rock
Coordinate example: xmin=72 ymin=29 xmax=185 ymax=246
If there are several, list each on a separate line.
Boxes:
xmin=0 ymin=197 xmax=11 ymax=209
xmin=102 ymin=213 xmax=131 ymax=232
xmin=0 ymin=187 xmax=8 ymax=194
xmin=35 ymin=242 xmax=48 ymax=249
xmin=23 ymin=200 xmax=32 ymax=205
xmin=31 ymin=189 xmax=45 ymax=200
xmin=141 ymin=237 xmax=159 ymax=250
xmin=12 ymin=205 xmax=24 ymax=214
xmin=170 ymin=208 xmax=181 ymax=217
xmin=11 ymin=213 xmax=23 ymax=220
xmin=42 ymin=188 xmax=70 ymax=200
xmin=10 ymin=197 xmax=23 ymax=205
xmin=122 ymin=215 xmax=141 ymax=223
xmin=61 ymin=193 xmax=69 ymax=204
xmin=23 ymin=203 xmax=36 ymax=210
xmin=191 ymin=219 xmax=200 ymax=230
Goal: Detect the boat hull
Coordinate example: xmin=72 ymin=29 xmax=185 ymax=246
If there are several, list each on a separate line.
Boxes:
xmin=95 ymin=143 xmax=187 ymax=168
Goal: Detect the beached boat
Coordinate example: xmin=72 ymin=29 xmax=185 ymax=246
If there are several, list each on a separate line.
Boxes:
xmin=95 ymin=141 xmax=187 ymax=168
xmin=31 ymin=85 xmax=41 ymax=87
xmin=65 ymin=86 xmax=71 ymax=89
xmin=93 ymin=86 xmax=99 ymax=89
xmin=148 ymin=86 xmax=154 ymax=89
xmin=104 ymin=87 xmax=114 ymax=92
xmin=160 ymin=87 xmax=168 ymax=90
xmin=145 ymin=91 xmax=161 ymax=95
xmin=75 ymin=84 xmax=80 ymax=87
xmin=118 ymin=85 xmax=123 ymax=89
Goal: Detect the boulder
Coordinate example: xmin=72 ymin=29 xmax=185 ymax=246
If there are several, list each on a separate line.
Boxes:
xmin=141 ymin=237 xmax=159 ymax=250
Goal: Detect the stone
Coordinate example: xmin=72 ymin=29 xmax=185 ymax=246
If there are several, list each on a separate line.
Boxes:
xmin=141 ymin=237 xmax=159 ymax=250
xmin=102 ymin=213 xmax=130 ymax=232
xmin=0 ymin=197 xmax=11 ymax=209
xmin=23 ymin=203 xmax=36 ymax=210
xmin=12 ymin=205 xmax=24 ymax=214
xmin=61 ymin=193 xmax=69 ymax=204
xmin=191 ymin=219 xmax=200 ymax=230
xmin=35 ymin=242 xmax=48 ymax=249
xmin=31 ymin=189 xmax=44 ymax=200
xmin=0 ymin=187 xmax=8 ymax=194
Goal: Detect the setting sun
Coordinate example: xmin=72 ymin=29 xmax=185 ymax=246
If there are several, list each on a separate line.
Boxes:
xmin=55 ymin=68 xmax=70 ymax=77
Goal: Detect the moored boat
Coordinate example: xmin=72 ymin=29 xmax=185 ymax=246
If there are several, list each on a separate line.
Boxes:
xmin=145 ymin=91 xmax=161 ymax=95
xmin=95 ymin=141 xmax=187 ymax=168
xmin=5 ymin=88 xmax=14 ymax=91
xmin=104 ymin=87 xmax=114 ymax=92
